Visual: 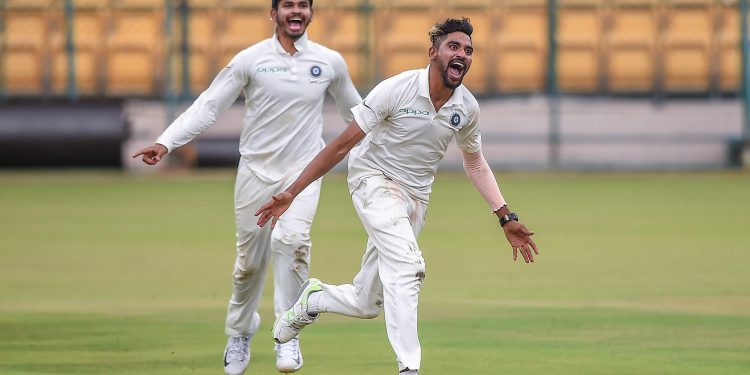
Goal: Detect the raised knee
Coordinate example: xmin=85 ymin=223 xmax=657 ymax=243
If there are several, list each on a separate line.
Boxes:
xmin=360 ymin=307 xmax=381 ymax=319
xmin=358 ymin=299 xmax=382 ymax=319
xmin=357 ymin=293 xmax=383 ymax=319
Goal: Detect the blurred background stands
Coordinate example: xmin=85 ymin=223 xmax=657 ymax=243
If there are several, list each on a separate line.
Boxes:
xmin=0 ymin=0 xmax=749 ymax=169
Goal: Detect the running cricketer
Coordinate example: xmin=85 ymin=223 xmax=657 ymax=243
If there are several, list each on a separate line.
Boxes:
xmin=255 ymin=17 xmax=539 ymax=375
xmin=132 ymin=1 xmax=362 ymax=374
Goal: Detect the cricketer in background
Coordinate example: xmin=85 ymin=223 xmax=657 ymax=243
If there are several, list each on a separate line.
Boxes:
xmin=133 ymin=0 xmax=362 ymax=374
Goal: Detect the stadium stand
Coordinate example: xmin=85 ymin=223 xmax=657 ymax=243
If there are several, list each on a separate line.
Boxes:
xmin=0 ymin=0 xmax=745 ymax=97
xmin=0 ymin=0 xmax=747 ymax=169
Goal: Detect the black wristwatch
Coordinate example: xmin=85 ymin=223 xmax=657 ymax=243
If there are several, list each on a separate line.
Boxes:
xmin=499 ymin=212 xmax=519 ymax=227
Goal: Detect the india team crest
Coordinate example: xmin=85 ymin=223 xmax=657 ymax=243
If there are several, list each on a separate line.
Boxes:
xmin=309 ymin=65 xmax=322 ymax=78
xmin=450 ymin=112 xmax=461 ymax=127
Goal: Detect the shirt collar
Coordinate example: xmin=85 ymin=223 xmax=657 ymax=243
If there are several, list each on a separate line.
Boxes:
xmin=419 ymin=65 xmax=465 ymax=108
xmin=272 ymin=32 xmax=310 ymax=54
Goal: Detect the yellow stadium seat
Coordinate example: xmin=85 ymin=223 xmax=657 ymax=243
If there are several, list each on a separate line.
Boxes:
xmin=224 ymin=0 xmax=268 ymax=8
xmin=494 ymin=2 xmax=547 ymax=92
xmin=661 ymin=0 xmax=714 ymax=92
xmin=112 ymin=0 xmax=163 ymax=8
xmin=308 ymin=7 xmax=368 ymax=87
xmin=4 ymin=9 xmax=51 ymax=94
xmin=448 ymin=0 xmax=495 ymax=7
xmin=716 ymin=3 xmax=740 ymax=92
xmin=184 ymin=7 xmax=222 ymax=93
xmin=187 ymin=0 xmax=221 ymax=7
xmin=557 ymin=1 xmax=604 ymax=92
xmin=216 ymin=9 xmax=274 ymax=67
xmin=375 ymin=6 xmax=444 ymax=80
xmin=377 ymin=0 xmax=440 ymax=8
xmin=6 ymin=0 xmax=52 ymax=8
xmin=73 ymin=0 xmax=110 ymax=6
xmin=106 ymin=5 xmax=163 ymax=95
xmin=606 ymin=1 xmax=658 ymax=92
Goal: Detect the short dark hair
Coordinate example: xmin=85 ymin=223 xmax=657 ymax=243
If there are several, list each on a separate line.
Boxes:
xmin=272 ymin=0 xmax=313 ymax=9
xmin=428 ymin=18 xmax=473 ymax=47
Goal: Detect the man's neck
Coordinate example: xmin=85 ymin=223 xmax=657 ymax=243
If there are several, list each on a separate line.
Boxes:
xmin=276 ymin=32 xmax=299 ymax=55
xmin=428 ymin=66 xmax=454 ymax=111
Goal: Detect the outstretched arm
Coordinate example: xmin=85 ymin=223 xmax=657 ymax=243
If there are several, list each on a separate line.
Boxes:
xmin=462 ymin=150 xmax=539 ymax=263
xmin=255 ymin=121 xmax=366 ymax=228
xmin=132 ymin=57 xmax=248 ymax=166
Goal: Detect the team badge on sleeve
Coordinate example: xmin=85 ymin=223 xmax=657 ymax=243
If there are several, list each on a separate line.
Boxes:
xmin=309 ymin=65 xmax=322 ymax=78
xmin=450 ymin=112 xmax=461 ymax=127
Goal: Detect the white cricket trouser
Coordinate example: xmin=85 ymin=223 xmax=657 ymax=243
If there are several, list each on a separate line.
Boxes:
xmin=225 ymin=162 xmax=321 ymax=337
xmin=318 ymin=174 xmax=427 ymax=372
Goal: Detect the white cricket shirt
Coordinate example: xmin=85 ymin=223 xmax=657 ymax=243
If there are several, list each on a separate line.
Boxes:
xmin=348 ymin=67 xmax=482 ymax=203
xmin=156 ymin=33 xmax=361 ymax=182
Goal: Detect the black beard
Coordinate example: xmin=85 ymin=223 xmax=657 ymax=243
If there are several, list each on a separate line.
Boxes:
xmin=284 ymin=28 xmax=305 ymax=39
xmin=442 ymin=69 xmax=462 ymax=90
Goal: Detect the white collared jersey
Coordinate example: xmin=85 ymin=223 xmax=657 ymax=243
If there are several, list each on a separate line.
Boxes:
xmin=348 ymin=67 xmax=482 ymax=203
xmin=155 ymin=33 xmax=361 ymax=183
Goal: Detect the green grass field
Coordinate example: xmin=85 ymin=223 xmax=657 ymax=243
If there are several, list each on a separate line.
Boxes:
xmin=1 ymin=170 xmax=749 ymax=374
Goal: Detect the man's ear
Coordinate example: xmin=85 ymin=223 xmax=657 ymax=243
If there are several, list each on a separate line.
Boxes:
xmin=428 ymin=46 xmax=437 ymax=60
xmin=269 ymin=9 xmax=276 ymax=21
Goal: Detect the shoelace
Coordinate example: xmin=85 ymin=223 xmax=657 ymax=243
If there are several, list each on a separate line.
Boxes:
xmin=227 ymin=337 xmax=249 ymax=362
xmin=277 ymin=340 xmax=299 ymax=359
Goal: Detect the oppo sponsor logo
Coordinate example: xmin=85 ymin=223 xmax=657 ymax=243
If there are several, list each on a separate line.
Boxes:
xmin=398 ymin=108 xmax=430 ymax=116
xmin=257 ymin=66 xmax=288 ymax=73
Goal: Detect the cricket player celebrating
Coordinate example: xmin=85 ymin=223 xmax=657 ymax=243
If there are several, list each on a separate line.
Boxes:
xmin=133 ymin=1 xmax=361 ymax=374
xmin=256 ymin=17 xmax=539 ymax=375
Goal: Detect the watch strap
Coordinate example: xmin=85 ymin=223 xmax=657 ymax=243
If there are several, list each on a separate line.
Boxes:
xmin=499 ymin=212 xmax=519 ymax=227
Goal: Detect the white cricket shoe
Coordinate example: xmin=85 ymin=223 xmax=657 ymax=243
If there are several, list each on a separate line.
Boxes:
xmin=223 ymin=336 xmax=250 ymax=375
xmin=275 ymin=337 xmax=303 ymax=373
xmin=223 ymin=312 xmax=260 ymax=375
xmin=273 ymin=278 xmax=322 ymax=344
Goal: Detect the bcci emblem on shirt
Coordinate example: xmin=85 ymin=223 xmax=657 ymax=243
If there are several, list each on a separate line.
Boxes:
xmin=309 ymin=65 xmax=322 ymax=78
xmin=450 ymin=112 xmax=461 ymax=127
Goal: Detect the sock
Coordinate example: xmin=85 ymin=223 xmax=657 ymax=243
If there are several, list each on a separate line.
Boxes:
xmin=306 ymin=291 xmax=321 ymax=316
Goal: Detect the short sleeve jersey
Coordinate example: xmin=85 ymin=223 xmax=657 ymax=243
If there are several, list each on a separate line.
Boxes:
xmin=156 ymin=33 xmax=361 ymax=183
xmin=348 ymin=67 xmax=482 ymax=203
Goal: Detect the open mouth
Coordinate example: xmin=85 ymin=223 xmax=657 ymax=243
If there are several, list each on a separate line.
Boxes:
xmin=447 ymin=60 xmax=465 ymax=79
xmin=287 ymin=17 xmax=304 ymax=33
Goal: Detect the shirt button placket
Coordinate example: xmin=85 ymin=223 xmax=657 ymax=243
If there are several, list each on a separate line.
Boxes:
xmin=289 ymin=55 xmax=298 ymax=81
